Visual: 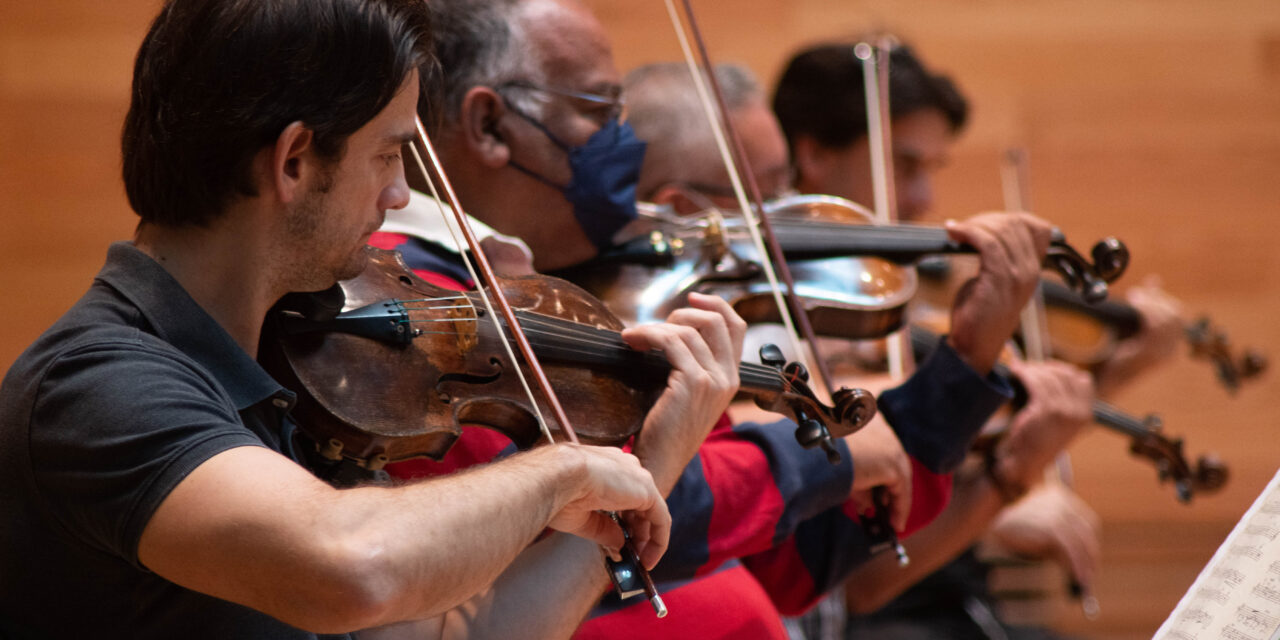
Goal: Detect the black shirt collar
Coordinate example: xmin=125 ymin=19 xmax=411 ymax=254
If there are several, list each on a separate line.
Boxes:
xmin=94 ymin=242 xmax=288 ymax=411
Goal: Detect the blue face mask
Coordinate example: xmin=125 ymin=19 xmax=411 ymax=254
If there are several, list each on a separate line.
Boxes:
xmin=506 ymin=107 xmax=648 ymax=251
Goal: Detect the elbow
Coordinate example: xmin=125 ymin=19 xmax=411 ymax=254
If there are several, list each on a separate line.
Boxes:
xmin=278 ymin=535 xmax=404 ymax=633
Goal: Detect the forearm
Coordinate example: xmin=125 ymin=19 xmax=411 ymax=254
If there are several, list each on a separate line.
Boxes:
xmin=843 ymin=460 xmax=1005 ymax=614
xmin=139 ymin=443 xmax=614 ymax=633
xmin=359 ymin=534 xmax=609 ymax=640
xmin=443 ymin=534 xmax=609 ymax=639
xmin=322 ymin=446 xmax=590 ymax=627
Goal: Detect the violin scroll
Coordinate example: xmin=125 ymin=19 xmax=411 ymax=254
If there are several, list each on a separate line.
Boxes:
xmin=1127 ymin=414 xmax=1229 ymax=504
xmin=1091 ymin=237 xmax=1130 ymax=283
xmin=756 ymin=344 xmax=877 ymax=464
xmin=1045 ymin=234 xmax=1129 ymax=304
xmin=1186 ymin=316 xmax=1269 ymax=393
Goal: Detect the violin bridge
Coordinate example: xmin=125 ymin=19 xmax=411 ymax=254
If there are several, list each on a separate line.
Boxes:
xmin=448 ymin=305 xmax=478 ymax=353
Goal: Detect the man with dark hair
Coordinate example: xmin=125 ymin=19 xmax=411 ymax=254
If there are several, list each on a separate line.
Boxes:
xmin=623 ymin=59 xmax=1097 ymax=640
xmin=0 ymin=1 xmax=692 ymax=637
xmin=772 ymin=39 xmax=1183 ymax=640
xmin=774 ymin=42 xmax=967 ymax=222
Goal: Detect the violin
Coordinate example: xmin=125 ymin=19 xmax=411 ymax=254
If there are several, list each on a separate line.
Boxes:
xmin=561 ymin=194 xmax=1129 ymax=342
xmin=908 ymin=325 xmax=1229 ymax=503
xmin=1037 ymin=278 xmax=1267 ymax=393
xmin=261 ymin=247 xmax=877 ymax=470
xmin=751 ymin=195 xmax=1129 ymax=304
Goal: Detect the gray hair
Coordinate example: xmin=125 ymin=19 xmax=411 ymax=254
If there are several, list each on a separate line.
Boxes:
xmin=421 ymin=0 xmax=546 ymax=132
xmin=623 ymin=62 xmax=762 ymax=200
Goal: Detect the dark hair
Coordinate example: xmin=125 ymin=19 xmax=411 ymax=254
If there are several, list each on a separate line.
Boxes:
xmin=772 ymin=41 xmax=968 ymax=152
xmin=122 ymin=0 xmax=431 ymax=227
xmin=416 ymin=0 xmax=526 ymax=134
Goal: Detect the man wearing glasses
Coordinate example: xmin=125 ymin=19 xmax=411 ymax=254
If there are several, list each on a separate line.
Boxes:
xmin=371 ymin=1 xmax=1049 ymax=638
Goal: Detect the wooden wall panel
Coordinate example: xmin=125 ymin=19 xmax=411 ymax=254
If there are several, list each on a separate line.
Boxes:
xmin=3 ymin=2 xmax=1278 ymax=638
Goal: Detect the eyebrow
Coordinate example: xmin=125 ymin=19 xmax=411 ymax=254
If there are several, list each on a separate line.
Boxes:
xmin=385 ymin=131 xmax=418 ymax=146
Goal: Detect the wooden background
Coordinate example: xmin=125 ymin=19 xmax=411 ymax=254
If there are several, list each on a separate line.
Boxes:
xmin=2 ymin=1 xmax=1278 ymax=637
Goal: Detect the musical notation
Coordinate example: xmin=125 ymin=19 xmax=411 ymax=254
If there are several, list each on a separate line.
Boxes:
xmin=1157 ymin=469 xmax=1280 ymax=640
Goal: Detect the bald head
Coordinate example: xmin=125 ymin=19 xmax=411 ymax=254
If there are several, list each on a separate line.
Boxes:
xmin=422 ymin=0 xmax=615 ymax=130
xmin=625 ymin=62 xmax=790 ymax=207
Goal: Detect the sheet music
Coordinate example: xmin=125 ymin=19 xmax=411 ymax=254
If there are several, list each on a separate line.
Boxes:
xmin=1157 ymin=468 xmax=1280 ymax=640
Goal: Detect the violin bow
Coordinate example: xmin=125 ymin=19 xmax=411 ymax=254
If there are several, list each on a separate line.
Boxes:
xmin=405 ymin=118 xmax=668 ymax=617
xmin=858 ymin=38 xmax=916 ymax=381
xmin=851 ymin=36 xmax=915 ymax=566
xmin=664 ymin=0 xmax=849 ymax=464
xmin=1000 ymin=146 xmax=1101 ymax=620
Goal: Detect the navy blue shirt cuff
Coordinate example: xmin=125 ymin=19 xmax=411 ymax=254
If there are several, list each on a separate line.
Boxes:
xmin=733 ymin=419 xmax=854 ymax=544
xmin=877 ymin=335 xmax=1013 ymax=474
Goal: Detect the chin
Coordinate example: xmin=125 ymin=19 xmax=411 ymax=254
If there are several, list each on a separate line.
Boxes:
xmin=334 ymin=250 xmax=371 ymax=282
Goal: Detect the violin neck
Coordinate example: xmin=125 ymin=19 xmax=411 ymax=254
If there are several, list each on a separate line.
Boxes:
xmin=908 ymin=324 xmax=1153 ymax=441
xmin=737 ymin=362 xmax=794 ymax=397
xmin=506 ymin=308 xmax=793 ymax=399
xmin=1090 ymin=400 xmax=1153 ymax=440
xmin=769 ymin=221 xmax=964 ymax=262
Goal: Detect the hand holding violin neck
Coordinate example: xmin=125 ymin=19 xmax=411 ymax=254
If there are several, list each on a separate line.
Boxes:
xmin=762 ymin=219 xmax=1128 ymax=302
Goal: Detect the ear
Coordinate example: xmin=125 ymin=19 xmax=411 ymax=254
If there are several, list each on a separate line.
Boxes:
xmin=269 ymin=121 xmax=315 ymax=205
xmin=790 ymin=135 xmax=828 ymax=191
xmin=651 ymin=184 xmax=702 ymax=216
xmin=458 ymin=86 xmax=511 ymax=169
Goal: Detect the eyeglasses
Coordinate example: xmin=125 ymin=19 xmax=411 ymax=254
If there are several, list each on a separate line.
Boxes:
xmin=680 ymin=165 xmax=799 ymax=203
xmin=498 ymin=80 xmax=627 ymax=124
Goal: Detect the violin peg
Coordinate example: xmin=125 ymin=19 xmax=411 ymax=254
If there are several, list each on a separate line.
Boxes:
xmin=1141 ymin=414 xmax=1163 ymax=432
xmin=1242 ymin=349 xmax=1268 ymax=378
xmin=758 ymin=343 xmax=786 ymax=369
xmin=1175 ymin=480 xmax=1193 ymax=504
xmin=1082 ymin=279 xmax=1109 ymax=304
xmin=793 ymin=417 xmax=830 ymax=451
xmin=821 ymin=439 xmax=843 ymax=465
xmin=783 ymin=361 xmax=810 ymax=384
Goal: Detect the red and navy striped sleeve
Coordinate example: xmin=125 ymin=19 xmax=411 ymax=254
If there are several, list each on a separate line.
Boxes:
xmin=650 ymin=414 xmax=856 ymax=583
xmin=740 ymin=458 xmax=952 ymax=615
xmin=738 ymin=338 xmax=1014 ymax=614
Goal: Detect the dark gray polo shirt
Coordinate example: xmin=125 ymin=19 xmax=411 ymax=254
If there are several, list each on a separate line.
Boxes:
xmin=0 ymin=243 xmax=350 ymax=639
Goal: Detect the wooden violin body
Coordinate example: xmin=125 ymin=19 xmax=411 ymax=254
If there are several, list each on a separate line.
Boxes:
xmin=1037 ymin=279 xmax=1266 ymax=393
xmin=563 ymin=195 xmax=916 ymax=341
xmin=262 ymin=247 xmax=876 ymax=469
xmin=263 ymin=248 xmax=659 ymax=468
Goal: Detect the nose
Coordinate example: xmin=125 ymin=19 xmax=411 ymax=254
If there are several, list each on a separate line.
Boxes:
xmin=898 ymin=175 xmax=933 ymax=222
xmin=380 ymin=164 xmax=412 ymax=211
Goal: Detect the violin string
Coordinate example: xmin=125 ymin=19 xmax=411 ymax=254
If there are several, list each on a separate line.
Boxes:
xmin=511 ymin=318 xmax=790 ymax=390
xmin=391 ymin=293 xmax=792 ymax=390
xmin=401 ymin=305 xmax=477 ymax=312
xmin=397 ymin=294 xmax=471 ymax=302
xmin=403 ymin=304 xmax=789 ymax=390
